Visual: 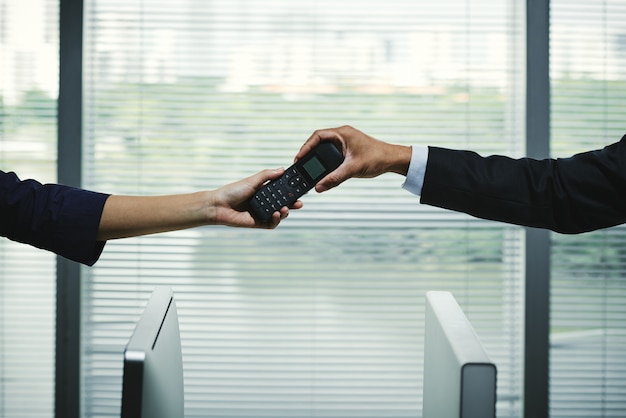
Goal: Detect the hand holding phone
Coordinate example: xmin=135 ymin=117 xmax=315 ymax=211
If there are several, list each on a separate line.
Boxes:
xmin=248 ymin=142 xmax=344 ymax=222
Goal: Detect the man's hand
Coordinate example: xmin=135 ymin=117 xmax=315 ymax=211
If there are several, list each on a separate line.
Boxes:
xmin=295 ymin=125 xmax=412 ymax=192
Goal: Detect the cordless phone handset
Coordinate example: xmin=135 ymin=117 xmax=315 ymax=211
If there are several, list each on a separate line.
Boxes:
xmin=249 ymin=142 xmax=344 ymax=222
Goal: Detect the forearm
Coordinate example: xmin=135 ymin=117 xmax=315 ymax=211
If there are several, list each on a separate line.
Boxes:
xmin=97 ymin=191 xmax=216 ymax=241
xmin=421 ymin=138 xmax=626 ymax=233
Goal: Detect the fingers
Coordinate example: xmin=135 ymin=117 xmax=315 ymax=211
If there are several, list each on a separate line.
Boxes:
xmin=295 ymin=131 xmax=322 ymax=162
xmin=295 ymin=128 xmax=344 ymax=162
xmin=260 ymin=203 xmax=299 ymax=229
xmin=264 ymin=210 xmax=283 ymax=229
xmin=254 ymin=200 xmax=303 ymax=229
xmin=295 ymin=127 xmax=350 ymax=193
xmin=252 ymin=167 xmax=285 ymax=187
xmin=289 ymin=200 xmax=304 ymax=210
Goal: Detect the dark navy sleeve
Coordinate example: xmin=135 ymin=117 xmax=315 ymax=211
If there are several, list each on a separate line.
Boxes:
xmin=0 ymin=170 xmax=110 ymax=266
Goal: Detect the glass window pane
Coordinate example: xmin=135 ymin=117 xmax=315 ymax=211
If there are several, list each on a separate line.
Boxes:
xmin=550 ymin=0 xmax=626 ymax=416
xmin=81 ymin=1 xmax=525 ymax=417
xmin=0 ymin=0 xmax=59 ymax=416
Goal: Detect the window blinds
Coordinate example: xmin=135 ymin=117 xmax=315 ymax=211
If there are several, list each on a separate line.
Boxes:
xmin=0 ymin=0 xmax=59 ymax=416
xmin=81 ymin=1 xmax=524 ymax=417
xmin=550 ymin=0 xmax=626 ymax=416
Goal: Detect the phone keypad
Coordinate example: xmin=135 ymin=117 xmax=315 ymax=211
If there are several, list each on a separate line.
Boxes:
xmin=251 ymin=167 xmax=310 ymax=221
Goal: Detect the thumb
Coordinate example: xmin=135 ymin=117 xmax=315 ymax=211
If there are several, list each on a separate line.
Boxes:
xmin=253 ymin=167 xmax=284 ymax=187
xmin=315 ymin=167 xmax=348 ymax=193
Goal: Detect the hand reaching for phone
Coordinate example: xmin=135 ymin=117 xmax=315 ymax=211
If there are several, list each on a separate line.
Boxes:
xmin=295 ymin=125 xmax=412 ymax=192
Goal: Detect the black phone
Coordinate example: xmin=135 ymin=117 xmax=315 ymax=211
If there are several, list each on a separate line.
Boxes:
xmin=249 ymin=142 xmax=344 ymax=222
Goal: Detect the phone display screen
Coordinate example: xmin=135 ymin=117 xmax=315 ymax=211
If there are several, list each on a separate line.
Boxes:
xmin=302 ymin=156 xmax=326 ymax=180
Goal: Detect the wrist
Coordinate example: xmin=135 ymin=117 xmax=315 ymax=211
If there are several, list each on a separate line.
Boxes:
xmin=386 ymin=144 xmax=412 ymax=176
xmin=197 ymin=190 xmax=219 ymax=225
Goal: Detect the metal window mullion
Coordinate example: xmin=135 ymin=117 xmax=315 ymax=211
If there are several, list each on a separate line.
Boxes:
xmin=56 ymin=0 xmax=84 ymax=417
xmin=525 ymin=0 xmax=551 ymax=417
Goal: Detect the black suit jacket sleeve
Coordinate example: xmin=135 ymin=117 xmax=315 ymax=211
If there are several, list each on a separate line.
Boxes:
xmin=0 ymin=170 xmax=110 ymax=265
xmin=420 ymin=134 xmax=626 ymax=234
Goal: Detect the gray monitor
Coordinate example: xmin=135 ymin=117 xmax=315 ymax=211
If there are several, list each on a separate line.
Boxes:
xmin=422 ymin=291 xmax=497 ymax=418
xmin=121 ymin=287 xmax=184 ymax=418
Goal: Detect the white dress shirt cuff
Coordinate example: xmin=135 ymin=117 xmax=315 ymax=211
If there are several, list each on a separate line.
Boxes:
xmin=401 ymin=145 xmax=428 ymax=196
